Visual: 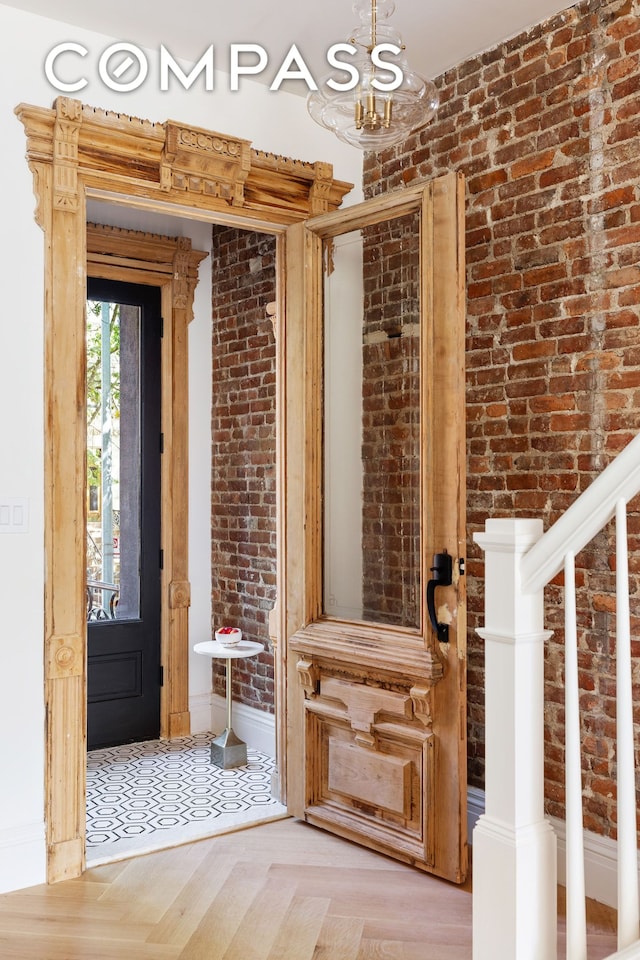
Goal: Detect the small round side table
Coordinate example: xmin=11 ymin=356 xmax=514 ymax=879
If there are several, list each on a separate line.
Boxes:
xmin=193 ymin=639 xmax=263 ymax=769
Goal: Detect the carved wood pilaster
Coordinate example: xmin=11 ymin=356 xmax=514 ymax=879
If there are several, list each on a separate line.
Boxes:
xmin=53 ymin=97 xmax=82 ymax=211
xmin=41 ymin=127 xmax=87 ymax=882
xmin=166 ymin=235 xmax=204 ymax=741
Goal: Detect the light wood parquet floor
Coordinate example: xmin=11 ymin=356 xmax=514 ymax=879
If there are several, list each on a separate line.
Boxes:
xmin=0 ymin=818 xmax=618 ymax=960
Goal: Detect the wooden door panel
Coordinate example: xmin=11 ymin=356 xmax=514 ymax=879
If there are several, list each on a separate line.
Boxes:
xmin=299 ymin=657 xmax=437 ymax=866
xmin=284 ymin=172 xmax=466 ymax=883
xmin=327 ymin=739 xmax=412 ymax=817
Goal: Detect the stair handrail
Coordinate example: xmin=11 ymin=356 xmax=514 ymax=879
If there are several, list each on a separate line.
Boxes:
xmin=472 ymin=429 xmax=640 ymax=960
xmin=520 ymin=432 xmax=640 ymax=596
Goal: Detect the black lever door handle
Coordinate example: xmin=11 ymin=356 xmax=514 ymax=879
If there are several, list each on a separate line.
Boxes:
xmin=427 ymin=551 xmax=453 ymax=642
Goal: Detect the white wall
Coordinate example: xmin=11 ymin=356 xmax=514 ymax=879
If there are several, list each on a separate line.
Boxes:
xmin=323 ymin=231 xmax=365 ymax=621
xmin=0 ymin=1 xmax=362 ymax=893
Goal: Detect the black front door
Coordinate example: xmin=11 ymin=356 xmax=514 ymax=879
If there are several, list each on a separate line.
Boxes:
xmin=86 ymin=278 xmax=162 ymax=750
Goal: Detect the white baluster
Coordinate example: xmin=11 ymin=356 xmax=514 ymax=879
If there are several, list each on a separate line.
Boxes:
xmin=616 ymin=499 xmax=639 ymax=950
xmin=564 ymin=551 xmax=587 ymax=960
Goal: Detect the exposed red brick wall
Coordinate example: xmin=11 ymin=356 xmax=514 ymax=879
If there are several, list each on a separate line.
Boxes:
xmin=361 ymin=214 xmax=421 ymax=627
xmin=363 ymin=0 xmax=640 ymax=836
xmin=210 ymin=226 xmax=277 ymax=712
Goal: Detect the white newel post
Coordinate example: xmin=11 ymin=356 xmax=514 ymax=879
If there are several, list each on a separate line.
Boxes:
xmin=472 ymin=519 xmax=557 ymax=960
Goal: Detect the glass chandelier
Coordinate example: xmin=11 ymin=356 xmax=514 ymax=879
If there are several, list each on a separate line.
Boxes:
xmin=307 ymin=0 xmax=439 ymax=150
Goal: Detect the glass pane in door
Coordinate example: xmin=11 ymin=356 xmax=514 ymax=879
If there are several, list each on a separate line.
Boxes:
xmin=322 ymin=211 xmax=421 ymax=629
xmin=86 ymin=299 xmax=141 ymax=622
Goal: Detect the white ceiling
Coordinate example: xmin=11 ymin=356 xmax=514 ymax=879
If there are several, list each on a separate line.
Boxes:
xmin=7 ymin=0 xmax=573 ymax=90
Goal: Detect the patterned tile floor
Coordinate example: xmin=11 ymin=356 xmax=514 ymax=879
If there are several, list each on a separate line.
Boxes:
xmin=86 ymin=732 xmax=287 ymax=865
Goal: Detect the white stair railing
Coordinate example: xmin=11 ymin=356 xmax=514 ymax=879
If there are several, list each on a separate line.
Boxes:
xmin=473 ymin=432 xmax=640 ymax=960
xmin=615 ymin=500 xmax=640 ymax=953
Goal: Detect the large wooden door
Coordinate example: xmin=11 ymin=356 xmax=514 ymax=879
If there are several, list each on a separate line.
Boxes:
xmin=283 ymin=173 xmax=467 ymax=882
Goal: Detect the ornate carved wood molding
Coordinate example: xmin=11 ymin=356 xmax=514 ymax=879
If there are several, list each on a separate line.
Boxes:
xmin=266 ymin=301 xmax=277 ymax=339
xmin=18 ymin=98 xmax=351 ymax=886
xmin=296 ymin=658 xmax=319 ymax=699
xmin=321 ymin=676 xmax=414 ymax=749
xmin=53 ymin=97 xmax=82 ymax=212
xmin=16 ymin=98 xmax=353 ymax=225
xmin=48 ymin=635 xmax=83 ymax=680
xmin=410 ymin=683 xmax=436 ymax=730
xmin=290 ymin=620 xmax=445 ymax=685
xmin=169 ymin=580 xmax=191 ymax=610
xmin=87 ymin=223 xmax=207 ymax=328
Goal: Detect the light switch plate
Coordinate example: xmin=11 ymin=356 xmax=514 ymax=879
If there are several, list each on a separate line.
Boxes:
xmin=0 ymin=498 xmax=29 ymax=533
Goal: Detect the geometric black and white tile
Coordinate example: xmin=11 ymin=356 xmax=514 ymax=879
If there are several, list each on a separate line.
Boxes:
xmin=86 ymin=732 xmax=287 ymax=865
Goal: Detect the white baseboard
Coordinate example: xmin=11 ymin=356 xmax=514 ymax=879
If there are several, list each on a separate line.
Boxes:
xmin=468 ymin=788 xmax=630 ymax=909
xmin=550 ymin=815 xmax=626 ymax=910
xmin=211 ymin=694 xmax=276 ymax=758
xmin=0 ymin=821 xmax=46 ymax=894
xmin=189 ymin=692 xmax=214 ymax=734
xmin=467 ymin=786 xmax=485 ymax=842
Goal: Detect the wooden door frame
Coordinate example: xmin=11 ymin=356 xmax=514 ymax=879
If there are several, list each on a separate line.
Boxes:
xmin=16 ymin=96 xmax=352 ymax=883
xmin=87 ymin=224 xmax=207 ymax=745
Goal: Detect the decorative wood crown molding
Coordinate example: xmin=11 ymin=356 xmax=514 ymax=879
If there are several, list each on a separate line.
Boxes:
xmin=87 ymin=221 xmax=206 ymax=268
xmin=16 ymin=97 xmax=353 ymax=225
xmin=86 ymin=222 xmax=208 ymax=322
